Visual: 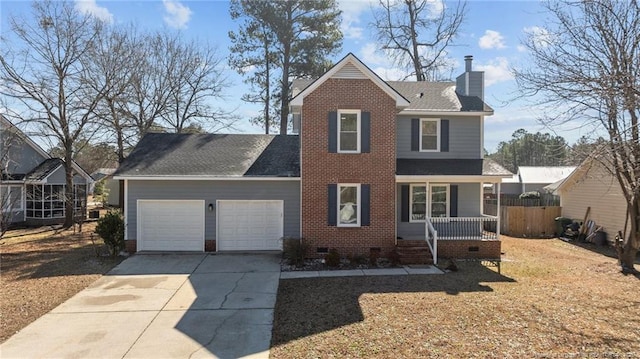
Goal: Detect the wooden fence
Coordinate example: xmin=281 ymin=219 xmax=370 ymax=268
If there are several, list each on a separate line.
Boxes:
xmin=485 ymin=204 xmax=561 ymax=238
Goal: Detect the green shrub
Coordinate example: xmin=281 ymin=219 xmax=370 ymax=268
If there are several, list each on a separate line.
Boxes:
xmin=95 ymin=210 xmax=125 ymax=256
xmin=325 ymin=248 xmax=341 ymax=268
xmin=282 ymin=237 xmax=308 ymax=267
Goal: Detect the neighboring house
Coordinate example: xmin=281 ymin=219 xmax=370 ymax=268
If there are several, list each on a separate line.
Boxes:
xmin=501 ymin=166 xmax=576 ymax=195
xmin=114 ymin=53 xmax=511 ymax=261
xmin=554 ymin=158 xmax=628 ymax=242
xmin=91 ymin=168 xmax=120 ymax=207
xmin=0 ymin=116 xmax=93 ymax=226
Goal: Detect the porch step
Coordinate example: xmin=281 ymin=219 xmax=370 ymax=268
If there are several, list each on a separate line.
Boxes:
xmin=396 ymin=241 xmax=433 ymax=265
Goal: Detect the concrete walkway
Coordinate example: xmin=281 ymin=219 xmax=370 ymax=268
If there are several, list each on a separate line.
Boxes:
xmin=280 ymin=265 xmax=443 ymax=279
xmin=1 ymin=253 xmax=281 ymax=359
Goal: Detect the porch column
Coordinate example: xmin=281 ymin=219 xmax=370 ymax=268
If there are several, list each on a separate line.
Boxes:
xmin=496 ymin=181 xmax=501 ymax=239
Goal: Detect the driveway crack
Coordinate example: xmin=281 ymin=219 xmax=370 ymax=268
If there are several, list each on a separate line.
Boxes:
xmin=189 ymin=272 xmax=246 ymax=358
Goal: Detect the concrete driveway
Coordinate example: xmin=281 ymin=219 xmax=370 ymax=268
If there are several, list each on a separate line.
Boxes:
xmin=0 ymin=253 xmax=281 ymax=359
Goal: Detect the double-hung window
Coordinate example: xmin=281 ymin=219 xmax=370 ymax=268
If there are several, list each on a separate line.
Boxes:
xmin=420 ymin=119 xmax=440 ymax=151
xmin=409 ymin=184 xmax=449 ymax=220
xmin=338 ymin=183 xmax=360 ymax=226
xmin=430 ymin=184 xmax=449 ymax=218
xmin=338 ymin=110 xmax=361 ymax=153
xmin=409 ymin=185 xmax=426 ymax=221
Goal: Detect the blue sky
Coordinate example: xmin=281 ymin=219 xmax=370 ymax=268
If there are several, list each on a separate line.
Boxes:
xmin=1 ymin=0 xmax=591 ymax=152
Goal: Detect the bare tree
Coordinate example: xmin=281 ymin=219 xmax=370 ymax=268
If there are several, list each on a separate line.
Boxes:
xmin=1 ymin=120 xmax=22 ymax=237
xmin=88 ymin=25 xmax=143 ymax=163
xmin=161 ymin=37 xmax=235 ymax=133
xmin=0 ymin=1 xmax=109 ymax=228
xmin=373 ymin=0 xmax=466 ymax=81
xmin=514 ymin=0 xmax=639 ymax=273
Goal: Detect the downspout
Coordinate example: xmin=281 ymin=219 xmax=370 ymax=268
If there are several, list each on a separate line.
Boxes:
xmin=497 ymin=182 xmax=501 ymax=239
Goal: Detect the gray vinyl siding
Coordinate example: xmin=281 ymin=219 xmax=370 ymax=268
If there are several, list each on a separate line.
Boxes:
xmin=396 ymin=116 xmax=482 ymax=159
xmin=45 ymin=166 xmax=88 ymax=184
xmin=126 ymin=180 xmax=301 ymax=241
xmin=455 ymin=72 xmax=484 ymax=100
xmin=1 ymin=135 xmax=47 ymax=175
xmin=396 ymin=182 xmax=481 ymax=239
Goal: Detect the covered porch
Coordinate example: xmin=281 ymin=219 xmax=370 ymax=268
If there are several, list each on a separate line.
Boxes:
xmin=396 ymin=174 xmax=507 ymax=264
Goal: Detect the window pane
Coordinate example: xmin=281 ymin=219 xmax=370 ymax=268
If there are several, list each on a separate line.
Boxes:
xmin=432 ymin=186 xmax=447 ymax=202
xmin=340 ymin=133 xmax=357 ymax=151
xmin=411 ymin=186 xmax=426 ymax=202
xmin=422 ymin=135 xmax=437 ymax=150
xmin=431 ymin=203 xmax=447 ymax=217
xmin=339 ymin=186 xmax=358 ymax=224
xmin=340 ymin=114 xmax=357 ymax=131
xmin=412 ymin=204 xmax=426 ymax=220
xmin=431 ymin=186 xmax=448 ymax=217
xmin=422 ymin=121 xmax=437 ymax=135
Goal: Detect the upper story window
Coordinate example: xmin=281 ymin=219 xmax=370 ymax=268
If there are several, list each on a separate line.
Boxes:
xmin=338 ymin=183 xmax=360 ymax=227
xmin=338 ymin=110 xmax=361 ymax=153
xmin=420 ymin=118 xmax=440 ymax=152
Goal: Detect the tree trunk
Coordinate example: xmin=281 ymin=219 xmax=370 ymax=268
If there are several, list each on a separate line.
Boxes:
xmin=63 ymin=148 xmax=75 ymax=228
xmin=619 ymin=202 xmax=640 ymax=272
xmin=279 ymin=45 xmax=290 ymax=135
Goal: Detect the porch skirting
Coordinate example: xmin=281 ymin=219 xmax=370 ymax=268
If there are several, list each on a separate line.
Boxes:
xmin=437 ymin=239 xmax=501 ymax=260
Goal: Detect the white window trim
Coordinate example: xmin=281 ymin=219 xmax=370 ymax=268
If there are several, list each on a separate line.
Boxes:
xmin=409 ymin=184 xmax=427 ymax=223
xmin=337 ymin=183 xmax=361 ymax=227
xmin=419 ymin=118 xmax=440 ymax=152
xmin=429 ymin=183 xmax=450 ymax=218
xmin=408 ymin=183 xmax=450 ymax=221
xmin=337 ymin=109 xmax=361 ymax=153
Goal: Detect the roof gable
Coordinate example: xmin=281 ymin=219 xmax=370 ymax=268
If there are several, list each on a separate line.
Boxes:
xmin=290 ymin=53 xmax=410 ymax=109
xmin=1 ymin=115 xmax=51 ymax=161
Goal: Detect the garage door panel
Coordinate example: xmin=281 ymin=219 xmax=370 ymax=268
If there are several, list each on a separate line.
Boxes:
xmin=138 ymin=200 xmax=204 ymax=252
xmin=217 ymin=200 xmax=283 ymax=251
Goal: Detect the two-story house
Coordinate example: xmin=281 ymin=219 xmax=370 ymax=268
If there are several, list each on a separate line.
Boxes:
xmin=114 ymin=53 xmax=510 ymax=262
xmin=1 ymin=116 xmax=93 ymax=227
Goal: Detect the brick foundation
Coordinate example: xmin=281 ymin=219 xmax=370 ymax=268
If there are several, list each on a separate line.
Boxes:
xmin=125 ymin=239 xmax=137 ymax=253
xmin=437 ymin=240 xmax=501 ymax=259
xmin=205 ymin=240 xmax=216 ymax=252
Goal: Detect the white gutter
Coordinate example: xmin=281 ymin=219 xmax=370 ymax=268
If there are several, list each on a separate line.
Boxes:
xmin=396 ymin=175 xmax=511 ymax=183
xmin=113 ymin=176 xmax=301 ymax=181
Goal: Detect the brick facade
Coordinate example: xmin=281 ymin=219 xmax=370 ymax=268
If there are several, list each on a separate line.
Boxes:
xmin=437 ymin=240 xmax=501 ymax=259
xmin=301 ymin=78 xmax=398 ymax=257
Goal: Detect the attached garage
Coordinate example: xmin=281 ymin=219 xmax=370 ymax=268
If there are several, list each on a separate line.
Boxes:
xmin=137 ymin=200 xmax=205 ymax=251
xmin=217 ymin=200 xmax=283 ymax=251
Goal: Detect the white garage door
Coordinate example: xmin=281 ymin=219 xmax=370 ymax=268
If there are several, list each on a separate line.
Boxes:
xmin=217 ymin=200 xmax=283 ymax=251
xmin=137 ymin=200 xmax=204 ymax=251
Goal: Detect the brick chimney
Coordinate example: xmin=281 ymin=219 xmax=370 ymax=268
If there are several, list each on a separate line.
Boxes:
xmin=456 ymin=55 xmax=484 ymax=100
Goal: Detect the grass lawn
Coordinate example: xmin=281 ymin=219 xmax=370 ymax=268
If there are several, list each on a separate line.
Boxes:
xmin=271 ymin=236 xmax=640 ymax=358
xmin=0 ymin=222 xmax=123 ymax=343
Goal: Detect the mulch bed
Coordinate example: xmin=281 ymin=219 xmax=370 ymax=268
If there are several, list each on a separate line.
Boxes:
xmin=271 ymin=237 xmax=640 ymax=358
xmin=0 ymin=222 xmax=123 ymax=343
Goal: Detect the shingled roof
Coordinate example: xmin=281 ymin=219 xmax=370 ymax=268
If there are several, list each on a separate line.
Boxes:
xmin=114 ymin=133 xmax=300 ymax=178
xmin=24 ymin=158 xmax=64 ymax=181
xmin=396 ymin=158 xmax=511 ymax=176
xmin=291 ymin=79 xmax=493 ymax=113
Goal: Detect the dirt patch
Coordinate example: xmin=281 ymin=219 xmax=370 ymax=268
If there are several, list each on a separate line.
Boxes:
xmin=271 ymin=236 xmax=640 ymax=358
xmin=0 ymin=222 xmax=123 ymax=343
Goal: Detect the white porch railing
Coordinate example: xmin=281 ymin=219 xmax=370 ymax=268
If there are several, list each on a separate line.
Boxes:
xmin=427 ymin=216 xmax=499 ymax=240
xmin=424 ymin=219 xmax=438 ymax=264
